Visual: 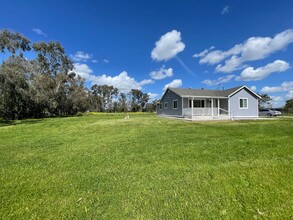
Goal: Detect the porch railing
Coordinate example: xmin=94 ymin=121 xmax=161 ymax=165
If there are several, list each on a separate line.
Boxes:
xmin=182 ymin=108 xmax=218 ymax=116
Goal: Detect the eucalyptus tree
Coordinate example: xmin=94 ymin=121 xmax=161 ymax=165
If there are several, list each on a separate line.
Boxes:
xmin=90 ymin=84 xmax=118 ymax=112
xmin=0 ymin=30 xmax=32 ymax=119
xmin=0 ymin=30 xmax=31 ymax=56
xmin=129 ymin=89 xmax=149 ymax=112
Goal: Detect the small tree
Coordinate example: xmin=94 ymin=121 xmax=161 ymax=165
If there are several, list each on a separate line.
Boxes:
xmin=284 ymin=99 xmax=293 ymax=114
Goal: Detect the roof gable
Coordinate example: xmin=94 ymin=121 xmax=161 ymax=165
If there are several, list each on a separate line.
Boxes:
xmin=228 ymin=85 xmax=261 ymax=99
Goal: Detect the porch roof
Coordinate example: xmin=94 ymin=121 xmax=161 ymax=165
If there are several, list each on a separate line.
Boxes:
xmin=168 ymin=86 xmax=243 ymax=98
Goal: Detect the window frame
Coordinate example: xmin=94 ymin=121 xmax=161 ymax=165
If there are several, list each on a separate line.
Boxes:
xmin=189 ymin=99 xmax=205 ymax=108
xmin=239 ymin=98 xmax=248 ymax=109
xmin=164 ymin=102 xmax=168 ymax=109
xmin=173 ymin=99 xmax=178 ymax=109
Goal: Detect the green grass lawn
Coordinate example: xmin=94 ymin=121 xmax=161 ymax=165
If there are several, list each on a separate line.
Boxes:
xmin=0 ymin=113 xmax=292 ymax=219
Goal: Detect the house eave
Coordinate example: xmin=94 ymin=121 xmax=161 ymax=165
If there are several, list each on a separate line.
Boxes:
xmin=180 ymin=95 xmax=228 ymax=99
xmin=228 ymin=85 xmax=262 ymax=99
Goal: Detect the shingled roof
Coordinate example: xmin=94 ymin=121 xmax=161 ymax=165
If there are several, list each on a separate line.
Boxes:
xmin=164 ymin=85 xmax=260 ymax=99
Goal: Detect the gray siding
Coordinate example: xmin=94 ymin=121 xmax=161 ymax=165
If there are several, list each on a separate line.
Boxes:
xmin=229 ymin=88 xmax=258 ymax=117
xmin=157 ymin=89 xmax=182 ymax=116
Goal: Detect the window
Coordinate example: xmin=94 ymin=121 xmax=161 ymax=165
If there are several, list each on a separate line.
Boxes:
xmin=189 ymin=99 xmax=205 ymax=108
xmin=159 ymin=103 xmax=162 ymax=110
xmin=239 ymin=98 xmax=248 ymax=109
xmin=173 ymin=100 xmax=178 ymax=109
xmin=194 ymin=100 xmax=205 ymax=108
xmin=164 ymin=102 xmax=168 ymax=109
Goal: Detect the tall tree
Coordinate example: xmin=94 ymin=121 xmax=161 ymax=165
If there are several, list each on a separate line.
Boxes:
xmin=0 ymin=30 xmax=31 ymax=56
xmin=0 ymin=57 xmax=31 ymax=119
xmin=32 ymin=42 xmax=73 ymax=76
xmin=90 ymin=84 xmax=118 ymax=112
xmin=119 ymin=92 xmax=128 ymax=112
xmin=129 ymin=89 xmax=149 ymax=112
xmin=32 ymin=41 xmax=75 ymax=115
xmin=259 ymin=94 xmax=272 ymax=109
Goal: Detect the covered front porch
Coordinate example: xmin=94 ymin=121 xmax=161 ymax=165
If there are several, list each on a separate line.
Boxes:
xmin=182 ymin=97 xmax=231 ymax=119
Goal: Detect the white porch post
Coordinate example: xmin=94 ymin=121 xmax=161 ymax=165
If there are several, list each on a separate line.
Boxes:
xmin=211 ymin=98 xmax=214 ymax=116
xmin=181 ymin=97 xmax=183 ymax=117
xmin=191 ymin=97 xmax=194 ymax=118
xmin=217 ymin=98 xmax=220 ymax=116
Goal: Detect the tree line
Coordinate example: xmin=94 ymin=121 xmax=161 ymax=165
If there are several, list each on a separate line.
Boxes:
xmin=0 ymin=30 xmax=157 ymax=120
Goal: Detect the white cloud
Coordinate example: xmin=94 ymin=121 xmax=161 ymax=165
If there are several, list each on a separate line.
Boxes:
xmin=195 ymin=29 xmax=293 ymax=73
xmin=260 ymin=81 xmax=293 ymax=106
xmin=250 ymin=86 xmax=257 ymax=91
xmin=139 ymin=79 xmax=154 ymax=86
xmin=92 ymin=60 xmax=98 ymax=63
xmin=236 ymin=60 xmax=290 ymax=81
xmin=151 ymin=30 xmax=185 ymax=61
xmin=221 ymin=6 xmax=230 ymax=15
xmin=260 ymin=86 xmax=283 ymax=93
xmin=286 ymin=91 xmax=293 ymax=99
xmin=71 ymin=51 xmax=92 ymax=62
xmin=103 ymin=59 xmax=110 ymax=63
xmin=148 ymin=92 xmax=159 ymax=100
xmin=163 ymin=79 xmax=182 ymax=90
xmin=202 ymin=75 xmax=235 ymax=86
xmin=91 ymin=72 xmax=154 ymax=93
xmin=261 ymin=81 xmax=293 ymax=96
xmin=72 ymin=63 xmax=93 ymax=79
xmin=193 ymin=46 xmax=215 ymax=58
xmin=193 ymin=49 xmax=209 ymax=58
xmin=71 ymin=63 xmax=153 ymax=93
xmin=150 ymin=66 xmax=173 ymax=80
xmin=271 ymin=96 xmax=284 ymax=107
xmin=32 ymin=28 xmax=47 ymax=37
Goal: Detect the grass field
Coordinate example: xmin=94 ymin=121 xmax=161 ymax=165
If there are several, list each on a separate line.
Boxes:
xmin=0 ymin=113 xmax=292 ymax=219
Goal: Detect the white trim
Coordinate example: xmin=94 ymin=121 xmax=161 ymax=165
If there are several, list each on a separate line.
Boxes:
xmin=239 ymin=98 xmax=248 ymax=109
xmin=181 ymin=95 xmax=228 ymax=99
xmin=181 ymin=97 xmax=183 ymax=117
xmin=173 ymin=99 xmax=178 ymax=109
xmin=191 ymin=97 xmax=194 ymax=116
xmin=217 ymin=98 xmax=220 ymax=116
xmin=228 ymin=98 xmax=231 ymax=118
xmin=211 ymin=98 xmax=214 ymax=116
xmin=228 ymin=85 xmax=262 ymax=99
xmin=233 ymin=116 xmax=259 ymax=118
xmin=164 ymin=102 xmax=168 ymax=109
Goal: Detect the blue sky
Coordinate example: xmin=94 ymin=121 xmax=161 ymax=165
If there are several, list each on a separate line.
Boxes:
xmin=1 ymin=0 xmax=293 ymax=106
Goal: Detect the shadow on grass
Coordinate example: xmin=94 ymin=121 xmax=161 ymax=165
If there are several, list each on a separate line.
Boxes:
xmin=0 ymin=118 xmax=44 ymax=128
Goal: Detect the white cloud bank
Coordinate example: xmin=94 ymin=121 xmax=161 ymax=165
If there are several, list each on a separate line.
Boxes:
xmin=163 ymin=79 xmax=182 ymax=91
xmin=151 ymin=30 xmax=185 ymax=61
xmin=150 ymin=66 xmax=173 ymax=80
xmin=260 ymin=81 xmax=293 ymax=105
xmin=72 ymin=63 xmax=153 ymax=93
xmin=236 ymin=60 xmax=290 ymax=81
xmin=261 ymin=81 xmax=293 ymax=93
xmin=194 ymin=29 xmax=293 ymax=73
xmin=202 ymin=75 xmax=235 ymax=86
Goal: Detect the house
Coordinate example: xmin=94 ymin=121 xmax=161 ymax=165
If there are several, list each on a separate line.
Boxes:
xmin=157 ymin=85 xmax=261 ymax=120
